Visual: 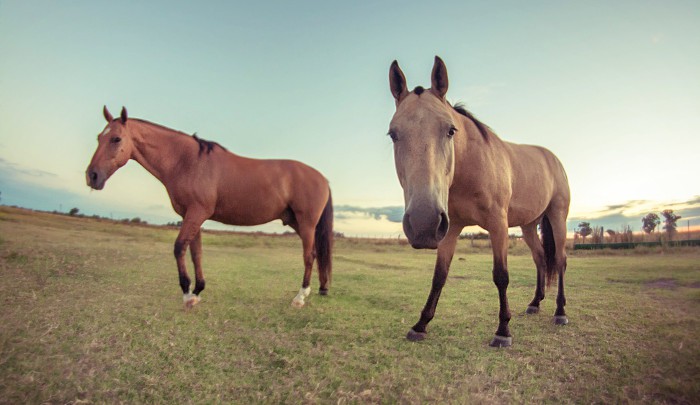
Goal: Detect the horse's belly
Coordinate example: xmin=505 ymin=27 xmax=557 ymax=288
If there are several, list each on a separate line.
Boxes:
xmin=507 ymin=207 xmax=543 ymax=227
xmin=210 ymin=206 xmax=281 ymax=227
xmin=507 ymin=197 xmax=549 ymax=227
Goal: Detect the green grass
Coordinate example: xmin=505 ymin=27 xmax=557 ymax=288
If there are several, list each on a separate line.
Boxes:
xmin=0 ymin=206 xmax=698 ymax=404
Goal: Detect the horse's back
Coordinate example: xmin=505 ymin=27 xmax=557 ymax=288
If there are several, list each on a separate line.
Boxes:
xmin=210 ymin=154 xmax=329 ymax=225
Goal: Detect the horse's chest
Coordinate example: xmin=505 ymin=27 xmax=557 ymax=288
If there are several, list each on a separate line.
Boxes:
xmin=166 ymin=184 xmax=213 ymax=218
xmin=448 ymin=190 xmax=494 ymax=226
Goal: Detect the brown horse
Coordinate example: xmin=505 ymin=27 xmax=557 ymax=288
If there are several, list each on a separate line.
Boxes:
xmin=388 ymin=57 xmax=570 ymax=347
xmin=86 ymin=107 xmax=333 ymax=308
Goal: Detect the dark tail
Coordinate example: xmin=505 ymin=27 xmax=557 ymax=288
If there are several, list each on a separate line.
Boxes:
xmin=315 ymin=191 xmax=333 ymax=291
xmin=541 ymin=215 xmax=558 ymax=288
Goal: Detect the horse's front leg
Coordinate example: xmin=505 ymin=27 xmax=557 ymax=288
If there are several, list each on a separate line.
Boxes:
xmin=489 ymin=224 xmax=512 ymax=347
xmin=407 ymin=225 xmax=462 ymax=341
xmin=174 ymin=211 xmax=208 ymax=309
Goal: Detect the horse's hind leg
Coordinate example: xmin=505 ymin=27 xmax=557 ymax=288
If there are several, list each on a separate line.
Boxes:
xmin=548 ymin=212 xmax=569 ymax=325
xmin=521 ymin=222 xmax=546 ymax=314
xmin=291 ymin=222 xmax=316 ymax=308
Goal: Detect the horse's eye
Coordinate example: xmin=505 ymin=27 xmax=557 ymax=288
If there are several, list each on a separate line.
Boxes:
xmin=388 ymin=131 xmax=398 ymax=143
xmin=111 ymin=137 xmax=122 ymax=144
xmin=447 ymin=127 xmax=457 ymax=138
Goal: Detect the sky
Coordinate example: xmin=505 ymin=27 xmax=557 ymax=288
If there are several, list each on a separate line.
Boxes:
xmin=1 ymin=1 xmax=699 ymax=237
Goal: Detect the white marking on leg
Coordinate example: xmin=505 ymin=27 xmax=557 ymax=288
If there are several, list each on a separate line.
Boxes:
xmin=183 ymin=292 xmax=201 ymax=307
xmin=291 ymin=286 xmax=311 ymax=308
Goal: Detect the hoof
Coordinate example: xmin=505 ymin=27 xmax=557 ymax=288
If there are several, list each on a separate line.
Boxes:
xmin=291 ymin=286 xmax=311 ymax=308
xmin=406 ymin=328 xmax=427 ymax=342
xmin=184 ymin=295 xmax=201 ymax=309
xmin=526 ymin=305 xmax=540 ymax=314
xmin=319 ymin=288 xmax=329 ymax=296
xmin=489 ymin=335 xmax=513 ymax=348
xmin=554 ymin=315 xmax=569 ymax=325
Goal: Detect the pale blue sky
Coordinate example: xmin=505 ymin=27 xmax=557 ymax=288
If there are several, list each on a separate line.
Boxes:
xmin=1 ymin=1 xmax=699 ymax=235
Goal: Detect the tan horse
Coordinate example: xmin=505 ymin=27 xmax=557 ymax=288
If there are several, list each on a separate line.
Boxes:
xmin=388 ymin=57 xmax=570 ymax=347
xmin=86 ymin=107 xmax=333 ymax=308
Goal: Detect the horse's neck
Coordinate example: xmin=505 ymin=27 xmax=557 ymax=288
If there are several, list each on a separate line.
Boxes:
xmin=129 ymin=121 xmax=191 ymax=184
xmin=455 ymin=116 xmax=508 ymax=184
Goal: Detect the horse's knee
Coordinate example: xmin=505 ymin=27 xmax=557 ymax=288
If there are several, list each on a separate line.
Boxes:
xmin=492 ymin=268 xmax=509 ymax=289
xmin=303 ymin=252 xmax=315 ymax=269
xmin=174 ymin=239 xmax=188 ymax=258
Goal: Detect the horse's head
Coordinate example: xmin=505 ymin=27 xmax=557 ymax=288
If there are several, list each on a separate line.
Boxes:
xmin=86 ymin=106 xmax=132 ymax=190
xmin=388 ymin=56 xmax=461 ymax=249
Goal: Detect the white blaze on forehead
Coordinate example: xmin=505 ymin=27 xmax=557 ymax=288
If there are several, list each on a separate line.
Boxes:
xmin=101 ymin=127 xmax=111 ymax=136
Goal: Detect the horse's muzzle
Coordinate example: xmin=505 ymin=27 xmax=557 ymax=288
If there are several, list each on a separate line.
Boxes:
xmin=403 ymin=210 xmax=449 ymax=249
xmin=86 ymin=169 xmax=105 ymax=190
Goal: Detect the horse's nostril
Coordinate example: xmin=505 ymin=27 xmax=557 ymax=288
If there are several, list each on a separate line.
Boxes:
xmin=436 ymin=212 xmax=449 ymax=240
xmin=90 ymin=171 xmax=98 ymax=182
xmin=402 ymin=213 xmax=413 ymax=239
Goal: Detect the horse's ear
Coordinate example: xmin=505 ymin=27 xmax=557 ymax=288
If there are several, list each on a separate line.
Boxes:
xmin=103 ymin=105 xmax=114 ymax=122
xmin=120 ymin=107 xmax=128 ymax=124
xmin=431 ymin=55 xmax=449 ymax=99
xmin=389 ymin=60 xmax=408 ymax=104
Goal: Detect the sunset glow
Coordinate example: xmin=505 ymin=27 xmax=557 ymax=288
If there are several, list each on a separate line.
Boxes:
xmin=1 ymin=2 xmax=698 ymax=236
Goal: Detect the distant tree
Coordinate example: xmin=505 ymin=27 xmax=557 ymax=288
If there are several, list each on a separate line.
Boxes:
xmin=592 ymin=226 xmax=605 ymax=244
xmin=577 ymin=222 xmax=592 ymax=242
xmin=641 ymin=213 xmax=661 ymax=234
xmin=661 ymin=209 xmax=681 ymax=236
xmin=68 ymin=207 xmax=80 ymax=216
xmin=621 ymin=225 xmax=634 ymax=243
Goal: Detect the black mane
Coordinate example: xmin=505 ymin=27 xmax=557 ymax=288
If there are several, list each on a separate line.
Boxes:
xmin=192 ymin=133 xmax=225 ymax=155
xmin=452 ymin=103 xmax=490 ymax=142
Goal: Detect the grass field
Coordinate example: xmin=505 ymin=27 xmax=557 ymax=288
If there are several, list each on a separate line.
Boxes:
xmin=0 ymin=206 xmax=698 ymax=404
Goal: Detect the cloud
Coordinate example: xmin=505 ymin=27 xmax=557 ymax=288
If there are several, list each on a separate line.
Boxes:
xmin=568 ymin=196 xmax=700 ymax=231
xmin=0 ymin=157 xmax=58 ymax=181
xmin=334 ymin=205 xmax=404 ymax=223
